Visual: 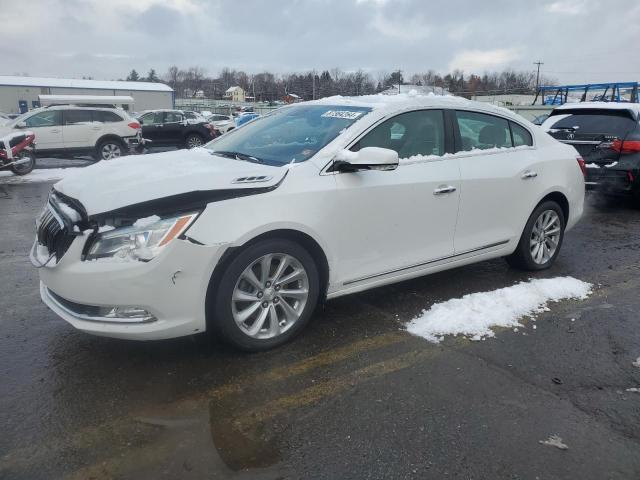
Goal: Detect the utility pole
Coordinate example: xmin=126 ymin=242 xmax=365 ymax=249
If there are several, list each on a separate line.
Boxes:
xmin=397 ymin=69 xmax=402 ymax=94
xmin=533 ymin=61 xmax=544 ymax=92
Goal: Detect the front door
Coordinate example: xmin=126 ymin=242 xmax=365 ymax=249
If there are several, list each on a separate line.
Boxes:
xmin=331 ymin=109 xmax=461 ymax=286
xmin=23 ymin=110 xmax=64 ymax=151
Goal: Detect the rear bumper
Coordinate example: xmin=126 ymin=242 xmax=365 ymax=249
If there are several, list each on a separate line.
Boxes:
xmin=585 ymin=169 xmax=635 ymax=196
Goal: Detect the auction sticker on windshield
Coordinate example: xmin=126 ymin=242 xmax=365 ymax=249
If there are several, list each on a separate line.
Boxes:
xmin=321 ymin=110 xmax=365 ymax=120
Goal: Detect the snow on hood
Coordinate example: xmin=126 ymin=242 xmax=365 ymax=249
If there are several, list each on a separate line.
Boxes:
xmin=54 ymin=148 xmax=287 ymax=216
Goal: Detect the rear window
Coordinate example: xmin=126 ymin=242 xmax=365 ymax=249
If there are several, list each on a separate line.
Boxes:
xmin=64 ymin=110 xmax=93 ymax=125
xmin=94 ymin=111 xmax=123 ymax=123
xmin=547 ymin=109 xmax=637 ymax=136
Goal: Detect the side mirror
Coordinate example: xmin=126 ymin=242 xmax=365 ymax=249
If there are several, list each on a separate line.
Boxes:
xmin=15 ymin=121 xmax=27 ymax=129
xmin=138 ymin=119 xmax=144 ymax=125
xmin=332 ymin=147 xmax=399 ymax=172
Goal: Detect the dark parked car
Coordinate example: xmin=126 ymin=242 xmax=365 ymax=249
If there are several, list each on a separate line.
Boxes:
xmin=137 ymin=110 xmax=217 ymax=149
xmin=542 ymin=103 xmax=640 ymax=204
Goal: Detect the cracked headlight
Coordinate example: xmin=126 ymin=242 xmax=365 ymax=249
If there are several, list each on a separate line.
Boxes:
xmin=86 ymin=213 xmax=199 ymax=261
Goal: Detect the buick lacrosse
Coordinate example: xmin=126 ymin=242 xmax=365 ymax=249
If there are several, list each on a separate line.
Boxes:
xmin=32 ymin=95 xmax=585 ymax=350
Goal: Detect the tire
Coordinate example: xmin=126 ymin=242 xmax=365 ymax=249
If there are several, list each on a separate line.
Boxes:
xmin=506 ymin=201 xmax=566 ymax=271
xmin=212 ymin=239 xmax=320 ymax=351
xmin=96 ymin=139 xmax=125 ymax=161
xmin=185 ymin=133 xmax=205 ymax=149
xmin=10 ymin=151 xmax=35 ymax=175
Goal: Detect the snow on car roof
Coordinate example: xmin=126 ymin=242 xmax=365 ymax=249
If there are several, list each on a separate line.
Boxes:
xmin=553 ymin=101 xmax=640 ymax=114
xmin=0 ymin=75 xmax=173 ymax=92
xmin=306 ymin=92 xmax=522 ymax=120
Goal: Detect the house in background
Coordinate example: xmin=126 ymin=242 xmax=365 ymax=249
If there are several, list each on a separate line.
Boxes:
xmin=224 ymin=86 xmax=245 ymax=103
xmin=283 ymin=93 xmax=302 ymax=104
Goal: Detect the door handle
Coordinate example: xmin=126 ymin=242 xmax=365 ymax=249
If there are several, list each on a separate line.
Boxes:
xmin=522 ymin=170 xmax=538 ymax=179
xmin=51 ymin=129 xmax=60 ymax=133
xmin=433 ymin=185 xmax=457 ymax=195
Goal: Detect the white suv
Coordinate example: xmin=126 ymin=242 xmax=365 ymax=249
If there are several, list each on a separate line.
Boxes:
xmin=0 ymin=106 xmax=142 ymax=161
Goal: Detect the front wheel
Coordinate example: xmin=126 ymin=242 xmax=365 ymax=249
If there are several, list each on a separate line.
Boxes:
xmin=212 ymin=239 xmax=320 ymax=351
xmin=10 ymin=150 xmax=36 ymax=175
xmin=506 ymin=201 xmax=566 ymax=271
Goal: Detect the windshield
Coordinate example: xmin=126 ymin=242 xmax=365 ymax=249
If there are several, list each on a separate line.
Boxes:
xmin=546 ymin=109 xmax=637 ymax=136
xmin=205 ymin=104 xmax=371 ymax=166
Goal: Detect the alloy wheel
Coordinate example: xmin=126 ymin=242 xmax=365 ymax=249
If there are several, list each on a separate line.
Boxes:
xmin=529 ymin=209 xmax=561 ymax=264
xmin=231 ymin=253 xmax=310 ymax=339
xmin=101 ymin=143 xmax=121 ymax=160
xmin=186 ymin=136 xmax=203 ymax=148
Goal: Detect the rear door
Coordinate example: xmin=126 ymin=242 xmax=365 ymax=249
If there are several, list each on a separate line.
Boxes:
xmin=22 ymin=110 xmax=63 ymax=150
xmin=453 ymin=110 xmax=540 ymax=253
xmin=62 ymin=109 xmax=100 ymax=149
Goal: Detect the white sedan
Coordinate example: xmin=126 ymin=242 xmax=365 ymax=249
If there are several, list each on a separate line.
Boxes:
xmin=32 ymin=95 xmax=585 ymax=350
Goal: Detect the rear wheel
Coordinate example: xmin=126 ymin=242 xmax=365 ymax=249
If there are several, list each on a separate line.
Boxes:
xmin=96 ymin=139 xmax=125 ymax=161
xmin=10 ymin=150 xmax=35 ymax=175
xmin=185 ymin=133 xmax=204 ymax=149
xmin=506 ymin=201 xmax=565 ymax=271
xmin=212 ymin=239 xmax=320 ymax=351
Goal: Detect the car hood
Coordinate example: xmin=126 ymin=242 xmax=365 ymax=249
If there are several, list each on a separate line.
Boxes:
xmin=54 ymin=148 xmax=288 ymax=217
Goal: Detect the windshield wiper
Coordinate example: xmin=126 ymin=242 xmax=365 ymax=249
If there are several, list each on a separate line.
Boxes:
xmin=211 ymin=150 xmax=265 ymax=164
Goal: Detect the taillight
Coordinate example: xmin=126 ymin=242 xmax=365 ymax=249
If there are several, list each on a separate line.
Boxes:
xmin=128 ymin=121 xmax=141 ymax=130
xmin=576 ymin=156 xmax=587 ymax=178
xmin=611 ymin=139 xmax=640 ymax=154
xmin=628 ymin=171 xmax=636 ymax=183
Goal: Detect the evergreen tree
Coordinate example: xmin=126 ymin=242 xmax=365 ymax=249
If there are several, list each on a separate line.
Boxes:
xmin=146 ymin=69 xmax=159 ymax=82
xmin=126 ymin=69 xmax=140 ymax=81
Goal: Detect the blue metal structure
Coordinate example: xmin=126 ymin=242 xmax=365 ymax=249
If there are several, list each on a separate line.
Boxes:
xmin=532 ymin=82 xmax=639 ymax=105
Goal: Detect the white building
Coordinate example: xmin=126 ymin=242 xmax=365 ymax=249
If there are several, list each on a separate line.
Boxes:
xmin=224 ymin=86 xmax=246 ymax=103
xmin=0 ymin=76 xmax=174 ymax=114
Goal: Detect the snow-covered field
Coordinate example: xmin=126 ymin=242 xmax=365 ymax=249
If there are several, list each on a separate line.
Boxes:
xmin=0 ymin=167 xmax=82 ymax=184
xmin=406 ymin=277 xmax=593 ymax=343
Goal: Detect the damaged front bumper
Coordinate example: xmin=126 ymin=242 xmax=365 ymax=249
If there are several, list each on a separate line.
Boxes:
xmin=37 ymin=234 xmax=226 ymax=340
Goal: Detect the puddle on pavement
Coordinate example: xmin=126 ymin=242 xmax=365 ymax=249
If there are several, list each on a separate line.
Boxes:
xmin=208 ymin=395 xmax=281 ymax=472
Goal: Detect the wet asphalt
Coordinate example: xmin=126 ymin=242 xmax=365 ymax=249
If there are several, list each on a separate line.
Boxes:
xmin=1 ymin=163 xmax=640 ymax=480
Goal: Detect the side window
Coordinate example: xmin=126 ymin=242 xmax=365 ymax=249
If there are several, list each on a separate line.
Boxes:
xmin=184 ymin=112 xmax=197 ymax=120
xmin=94 ymin=111 xmax=123 ymax=123
xmin=353 ymin=110 xmax=445 ymax=159
xmin=64 ymin=110 xmax=93 ymax=125
xmin=24 ymin=110 xmax=62 ymax=128
xmin=456 ymin=111 xmax=512 ymax=151
xmin=140 ymin=112 xmax=163 ymax=124
xmin=510 ymin=122 xmax=533 ymax=147
xmin=165 ymin=112 xmax=184 ymax=123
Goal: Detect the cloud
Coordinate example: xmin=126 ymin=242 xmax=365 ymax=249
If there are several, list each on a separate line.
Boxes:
xmin=370 ymin=13 xmax=431 ymax=41
xmin=0 ymin=0 xmax=637 ymax=84
xmin=448 ymin=48 xmax=521 ymax=73
xmin=544 ymin=0 xmax=589 ymax=15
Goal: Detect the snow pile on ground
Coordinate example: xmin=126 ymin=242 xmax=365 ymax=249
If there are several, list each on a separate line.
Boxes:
xmin=0 ymin=168 xmax=82 ymax=184
xmin=406 ymin=277 xmax=592 ymax=343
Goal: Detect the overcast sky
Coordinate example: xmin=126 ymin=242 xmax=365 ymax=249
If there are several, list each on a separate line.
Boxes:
xmin=2 ymin=0 xmax=639 ymax=85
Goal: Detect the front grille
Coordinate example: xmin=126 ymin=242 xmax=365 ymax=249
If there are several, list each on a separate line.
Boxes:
xmin=37 ymin=206 xmax=76 ymax=261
